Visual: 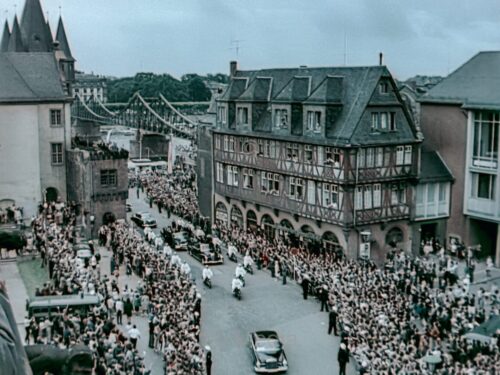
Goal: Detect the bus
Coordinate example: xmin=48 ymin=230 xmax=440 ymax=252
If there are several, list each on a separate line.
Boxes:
xmin=27 ymin=294 xmax=103 ymax=318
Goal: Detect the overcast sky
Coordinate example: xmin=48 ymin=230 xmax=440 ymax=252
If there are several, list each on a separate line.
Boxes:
xmin=2 ymin=0 xmax=500 ymax=80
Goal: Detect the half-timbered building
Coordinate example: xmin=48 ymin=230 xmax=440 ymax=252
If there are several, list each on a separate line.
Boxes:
xmin=210 ymin=62 xmax=421 ymax=261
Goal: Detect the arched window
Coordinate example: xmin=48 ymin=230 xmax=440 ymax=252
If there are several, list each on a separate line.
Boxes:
xmin=261 ymin=214 xmax=275 ymax=239
xmin=246 ymin=210 xmax=258 ymax=231
xmin=386 ymin=227 xmax=403 ymax=248
xmin=230 ymin=206 xmax=243 ymax=228
xmin=215 ymin=202 xmax=228 ymax=226
xmin=322 ymin=231 xmax=343 ymax=253
xmin=45 ymin=187 xmax=58 ymax=202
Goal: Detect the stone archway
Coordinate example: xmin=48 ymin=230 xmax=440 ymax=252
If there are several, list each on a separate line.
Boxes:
xmin=230 ymin=206 xmax=244 ymax=228
xmin=322 ymin=231 xmax=343 ymax=255
xmin=45 ymin=187 xmax=58 ymax=202
xmin=300 ymin=224 xmax=318 ymax=251
xmin=386 ymin=227 xmax=404 ymax=248
xmin=215 ymin=202 xmax=228 ymax=226
xmin=103 ymin=212 xmax=116 ymax=226
xmin=246 ymin=210 xmax=258 ymax=231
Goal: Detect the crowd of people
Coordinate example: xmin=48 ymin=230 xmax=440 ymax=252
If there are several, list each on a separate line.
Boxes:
xmin=0 ymin=203 xmax=23 ymax=224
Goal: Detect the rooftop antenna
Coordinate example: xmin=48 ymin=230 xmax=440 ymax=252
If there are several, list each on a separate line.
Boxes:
xmin=229 ymin=39 xmax=245 ymax=59
xmin=59 ymin=5 xmax=62 ymax=16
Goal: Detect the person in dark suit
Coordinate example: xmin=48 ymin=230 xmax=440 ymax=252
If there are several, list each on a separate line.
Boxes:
xmin=328 ymin=307 xmax=338 ymax=335
xmin=302 ymin=274 xmax=310 ymax=300
xmin=337 ymin=343 xmax=349 ymax=375
xmin=205 ymin=346 xmax=212 ymax=375
xmin=319 ymin=285 xmax=330 ymax=312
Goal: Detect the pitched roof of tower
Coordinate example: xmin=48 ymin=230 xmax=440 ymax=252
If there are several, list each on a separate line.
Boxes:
xmin=7 ymin=17 xmax=25 ymax=52
xmin=45 ymin=19 xmax=53 ymax=47
xmin=55 ymin=16 xmax=74 ymax=60
xmin=0 ymin=20 xmax=10 ymax=52
xmin=19 ymin=0 xmax=53 ymax=52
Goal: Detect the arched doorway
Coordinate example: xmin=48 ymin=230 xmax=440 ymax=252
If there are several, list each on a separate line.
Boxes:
xmin=246 ymin=210 xmax=258 ymax=231
xmin=230 ymin=206 xmax=244 ymax=228
xmin=103 ymin=212 xmax=116 ymax=225
xmin=300 ymin=225 xmax=319 ymax=251
xmin=215 ymin=202 xmax=228 ymax=226
xmin=0 ymin=199 xmax=16 ymax=224
xmin=261 ymin=214 xmax=275 ymax=239
xmin=322 ymin=231 xmax=343 ymax=254
xmin=45 ymin=187 xmax=58 ymax=202
xmin=278 ymin=219 xmax=298 ymax=246
xmin=386 ymin=227 xmax=404 ymax=248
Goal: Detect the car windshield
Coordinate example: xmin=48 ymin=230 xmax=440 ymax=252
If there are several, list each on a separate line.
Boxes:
xmin=255 ymin=339 xmax=281 ymax=353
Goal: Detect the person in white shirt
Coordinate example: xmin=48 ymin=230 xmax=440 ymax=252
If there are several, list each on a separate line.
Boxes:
xmin=181 ymin=261 xmax=191 ymax=275
xmin=227 ymin=244 xmax=237 ymax=258
xmin=171 ymin=252 xmax=181 ymax=266
xmin=128 ymin=324 xmax=141 ymax=348
xmin=232 ymin=277 xmax=243 ymax=293
xmin=243 ymin=253 xmax=253 ymax=268
xmin=202 ymin=265 xmax=213 ymax=282
xmin=235 ymin=264 xmax=246 ymax=278
xmin=115 ymin=299 xmax=124 ymax=324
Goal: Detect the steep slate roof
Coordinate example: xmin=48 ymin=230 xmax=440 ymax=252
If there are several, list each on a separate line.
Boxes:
xmin=274 ymin=76 xmax=311 ymax=102
xmin=55 ymin=16 xmax=74 ymax=61
xmin=419 ymin=150 xmax=453 ymax=183
xmin=421 ymin=51 xmax=500 ymax=108
xmin=0 ymin=52 xmax=67 ymax=102
xmin=7 ymin=17 xmax=25 ymax=52
xmin=219 ymin=77 xmax=248 ymax=100
xmin=0 ymin=20 xmax=10 ymax=52
xmin=19 ymin=0 xmax=53 ymax=52
xmin=219 ymin=65 xmax=417 ymax=144
xmin=237 ymin=77 xmax=273 ymax=102
xmin=45 ymin=19 xmax=54 ymax=47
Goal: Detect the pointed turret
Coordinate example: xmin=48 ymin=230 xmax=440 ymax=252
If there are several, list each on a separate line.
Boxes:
xmin=45 ymin=19 xmax=53 ymax=47
xmin=0 ymin=20 xmax=10 ymax=52
xmin=19 ymin=0 xmax=52 ymax=52
xmin=55 ymin=17 xmax=74 ymax=61
xmin=7 ymin=17 xmax=25 ymax=52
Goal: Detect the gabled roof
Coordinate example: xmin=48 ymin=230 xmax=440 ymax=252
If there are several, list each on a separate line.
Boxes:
xmin=219 ymin=77 xmax=248 ymax=100
xmin=56 ymin=16 xmax=74 ymax=61
xmin=7 ymin=17 xmax=25 ymax=52
xmin=0 ymin=52 xmax=67 ymax=102
xmin=45 ymin=19 xmax=54 ymax=48
xmin=237 ymin=77 xmax=272 ymax=102
xmin=419 ymin=150 xmax=453 ymax=183
xmin=0 ymin=20 xmax=10 ymax=52
xmin=19 ymin=0 xmax=53 ymax=52
xmin=274 ymin=76 xmax=311 ymax=102
xmin=421 ymin=51 xmax=500 ymax=107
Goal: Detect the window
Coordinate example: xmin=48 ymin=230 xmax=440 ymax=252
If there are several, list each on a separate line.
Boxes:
xmin=217 ymin=106 xmax=227 ymax=124
xmin=372 ymin=112 xmax=396 ymax=131
xmin=391 ymin=184 xmax=406 ymax=205
xmin=472 ymin=111 xmax=499 ymax=168
xmin=286 ymin=143 xmax=299 ymax=161
xmin=472 ymin=173 xmax=495 ymax=200
xmin=274 ymin=109 xmax=289 ymax=129
xmin=364 ymin=186 xmax=372 ymax=209
xmin=396 ymin=146 xmax=404 ymax=165
xmin=371 ymin=113 xmax=379 ymax=130
xmin=325 ymin=147 xmax=341 ymax=167
xmin=307 ymin=111 xmax=321 ymax=132
xmin=243 ymin=168 xmax=254 ymax=189
xmin=227 ymin=165 xmax=239 ymax=186
xmin=237 ymin=107 xmax=248 ymax=125
xmin=305 ymin=145 xmax=313 ymax=163
xmin=404 ymin=145 xmax=412 ymax=165
xmin=389 ymin=112 xmax=396 ymax=131
xmin=322 ymin=184 xmax=339 ymax=208
xmin=100 ymin=169 xmax=117 ymax=187
xmin=223 ymin=136 xmax=229 ymax=151
xmin=357 ymin=148 xmax=366 ymax=168
xmin=380 ymin=82 xmax=389 ymax=94
xmin=380 ymin=113 xmax=388 ymax=130
xmin=51 ymin=143 xmax=63 ymax=165
xmin=307 ymin=180 xmax=316 ymax=205
xmin=215 ymin=135 xmax=221 ymax=150
xmin=216 ymin=162 xmax=224 ymax=183
xmin=366 ymin=148 xmax=375 ymax=168
xmin=228 ymin=136 xmax=236 ymax=152
xmin=261 ymin=172 xmax=280 ymax=195
xmin=355 ymin=186 xmax=363 ymax=210
xmin=288 ymin=177 xmax=304 ymax=200
xmin=50 ymin=109 xmax=62 ymax=126
xmin=376 ymin=147 xmax=384 ymax=167
xmin=373 ymin=184 xmax=381 ymax=207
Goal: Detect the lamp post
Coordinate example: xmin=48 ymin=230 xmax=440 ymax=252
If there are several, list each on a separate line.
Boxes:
xmin=359 ymin=230 xmax=371 ymax=260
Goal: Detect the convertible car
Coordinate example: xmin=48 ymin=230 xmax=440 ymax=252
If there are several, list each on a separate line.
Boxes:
xmin=249 ymin=331 xmax=288 ymax=373
xmin=188 ymin=242 xmax=224 ymax=265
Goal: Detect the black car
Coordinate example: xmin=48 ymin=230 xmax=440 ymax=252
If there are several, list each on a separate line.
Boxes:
xmin=173 ymin=231 xmax=190 ymax=250
xmin=250 ymin=331 xmax=288 ymax=373
xmin=188 ymin=242 xmax=224 ymax=265
xmin=131 ymin=212 xmax=157 ymax=228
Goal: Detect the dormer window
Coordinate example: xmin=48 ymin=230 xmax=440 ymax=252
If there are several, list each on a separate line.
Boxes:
xmin=371 ymin=112 xmax=396 ymax=131
xmin=217 ymin=106 xmax=227 ymax=125
xmin=237 ymin=107 xmax=248 ymax=125
xmin=274 ymin=109 xmax=289 ymax=129
xmin=307 ymin=111 xmax=321 ymax=133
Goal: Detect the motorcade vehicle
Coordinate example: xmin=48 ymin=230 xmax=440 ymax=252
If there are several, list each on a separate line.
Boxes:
xmin=173 ymin=231 xmax=189 ymax=250
xmin=189 ymin=242 xmax=224 ymax=265
xmin=27 ymin=294 xmax=102 ymax=318
xmin=131 ymin=212 xmax=157 ymax=228
xmin=249 ymin=331 xmax=288 ymax=373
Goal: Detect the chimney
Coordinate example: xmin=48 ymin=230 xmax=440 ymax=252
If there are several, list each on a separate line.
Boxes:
xmin=230 ymin=61 xmax=238 ymax=78
xmin=379 ymin=52 xmax=383 ymax=66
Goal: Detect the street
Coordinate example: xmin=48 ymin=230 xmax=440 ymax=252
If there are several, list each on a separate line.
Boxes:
xmin=128 ymin=188 xmax=350 ymax=375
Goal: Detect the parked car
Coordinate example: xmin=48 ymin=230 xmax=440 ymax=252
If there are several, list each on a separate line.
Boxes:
xmin=189 ymin=242 xmax=224 ymax=265
xmin=173 ymin=231 xmax=189 ymax=250
xmin=249 ymin=331 xmax=288 ymax=373
xmin=131 ymin=212 xmax=157 ymax=228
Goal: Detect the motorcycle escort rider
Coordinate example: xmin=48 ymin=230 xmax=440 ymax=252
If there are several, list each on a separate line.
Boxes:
xmin=202 ymin=265 xmax=213 ymax=286
xmin=235 ymin=263 xmax=246 ymax=286
xmin=243 ymin=252 xmax=254 ymax=272
xmin=232 ymin=276 xmax=243 ymax=298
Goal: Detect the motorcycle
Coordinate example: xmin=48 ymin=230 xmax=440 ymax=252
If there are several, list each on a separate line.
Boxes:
xmin=237 ymin=274 xmax=246 ymax=287
xmin=244 ymin=264 xmax=254 ymax=275
xmin=203 ymin=277 xmax=212 ymax=289
xmin=233 ymin=287 xmax=241 ymax=300
xmin=228 ymin=252 xmax=237 ymax=263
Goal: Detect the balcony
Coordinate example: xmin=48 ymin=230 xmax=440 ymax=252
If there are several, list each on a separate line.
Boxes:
xmin=355 ymin=204 xmax=410 ymax=224
xmin=466 ymin=197 xmax=499 ymax=218
xmin=472 ymin=156 xmax=498 ymax=170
